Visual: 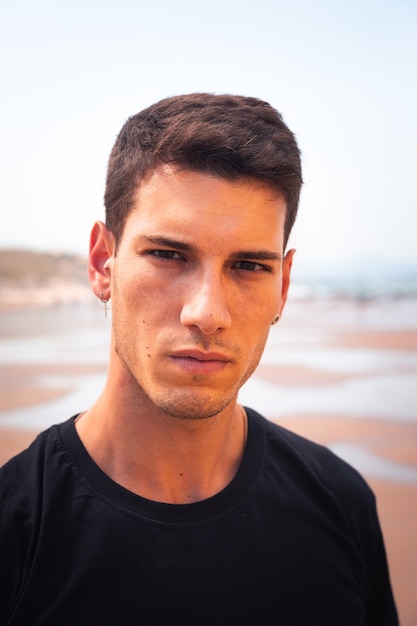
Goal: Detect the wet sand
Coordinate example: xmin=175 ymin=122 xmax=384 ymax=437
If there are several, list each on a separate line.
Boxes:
xmin=0 ymin=324 xmax=416 ymax=625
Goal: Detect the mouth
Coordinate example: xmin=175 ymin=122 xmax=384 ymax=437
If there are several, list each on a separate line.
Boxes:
xmin=170 ymin=349 xmax=231 ymax=362
xmin=168 ymin=349 xmax=232 ymax=374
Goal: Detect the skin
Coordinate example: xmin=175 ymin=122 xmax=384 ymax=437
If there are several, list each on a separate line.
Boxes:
xmin=77 ymin=166 xmax=295 ymax=504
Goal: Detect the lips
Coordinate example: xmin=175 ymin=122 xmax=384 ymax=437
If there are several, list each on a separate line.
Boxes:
xmin=170 ymin=349 xmax=231 ymax=362
xmin=168 ymin=349 xmax=232 ymax=374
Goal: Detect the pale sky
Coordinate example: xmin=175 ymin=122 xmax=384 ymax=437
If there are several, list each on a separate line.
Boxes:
xmin=1 ymin=0 xmax=416 ymax=275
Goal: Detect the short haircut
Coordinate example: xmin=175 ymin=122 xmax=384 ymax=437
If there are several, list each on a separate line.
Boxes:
xmin=104 ymin=93 xmax=303 ymax=250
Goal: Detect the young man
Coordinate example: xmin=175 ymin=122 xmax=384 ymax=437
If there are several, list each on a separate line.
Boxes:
xmin=0 ymin=94 xmax=398 ymax=624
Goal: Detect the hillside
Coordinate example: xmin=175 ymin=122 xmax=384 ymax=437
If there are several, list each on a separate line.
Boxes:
xmin=0 ymin=249 xmax=92 ymax=306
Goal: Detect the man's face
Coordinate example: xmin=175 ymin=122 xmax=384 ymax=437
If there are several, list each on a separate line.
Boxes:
xmin=108 ymin=166 xmax=293 ymax=420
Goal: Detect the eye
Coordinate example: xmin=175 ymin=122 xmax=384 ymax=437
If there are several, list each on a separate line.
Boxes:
xmin=150 ymin=249 xmax=182 ymax=260
xmin=235 ymin=260 xmax=270 ymax=272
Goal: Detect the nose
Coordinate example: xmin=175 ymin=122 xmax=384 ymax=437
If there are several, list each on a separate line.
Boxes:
xmin=180 ymin=270 xmax=232 ymax=334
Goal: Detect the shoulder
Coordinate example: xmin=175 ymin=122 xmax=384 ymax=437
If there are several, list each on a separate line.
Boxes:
xmin=259 ymin=409 xmax=371 ymax=482
xmin=0 ymin=423 xmax=64 ymax=525
xmin=0 ymin=418 xmax=79 ymax=541
xmin=246 ymin=410 xmax=398 ymax=624
xmin=0 ymin=422 xmax=68 ymax=620
xmin=1 ymin=426 xmax=52 ymax=482
xmin=0 ymin=422 xmax=63 ymax=484
xmin=247 ymin=408 xmax=377 ymax=526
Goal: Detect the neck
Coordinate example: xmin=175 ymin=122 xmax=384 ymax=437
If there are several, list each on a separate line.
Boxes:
xmin=75 ymin=397 xmax=247 ymax=504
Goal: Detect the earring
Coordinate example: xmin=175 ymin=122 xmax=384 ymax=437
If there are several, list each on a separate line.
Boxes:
xmin=271 ymin=314 xmax=280 ymax=325
xmin=100 ymin=291 xmax=110 ymax=318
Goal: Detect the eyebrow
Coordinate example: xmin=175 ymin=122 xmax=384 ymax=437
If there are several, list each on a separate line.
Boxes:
xmin=230 ymin=250 xmax=283 ymax=262
xmin=142 ymin=235 xmax=282 ymax=261
xmin=142 ymin=235 xmax=194 ymax=252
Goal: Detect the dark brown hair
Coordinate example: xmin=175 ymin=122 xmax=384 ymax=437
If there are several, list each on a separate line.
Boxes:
xmin=104 ymin=93 xmax=303 ymax=249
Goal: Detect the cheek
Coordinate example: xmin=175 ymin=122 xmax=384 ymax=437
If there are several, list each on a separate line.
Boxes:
xmin=117 ymin=284 xmax=179 ymax=346
xmin=241 ymin=289 xmax=280 ymax=327
xmin=114 ymin=268 xmax=165 ymax=312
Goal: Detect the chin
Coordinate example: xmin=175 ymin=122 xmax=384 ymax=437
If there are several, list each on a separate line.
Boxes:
xmin=152 ymin=390 xmax=236 ymax=421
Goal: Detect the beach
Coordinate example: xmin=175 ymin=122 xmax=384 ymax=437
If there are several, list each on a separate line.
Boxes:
xmin=1 ymin=297 xmax=416 ymax=625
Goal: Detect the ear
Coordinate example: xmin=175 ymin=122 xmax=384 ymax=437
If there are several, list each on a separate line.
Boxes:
xmin=278 ymin=248 xmax=295 ymax=317
xmin=88 ymin=221 xmax=115 ymax=298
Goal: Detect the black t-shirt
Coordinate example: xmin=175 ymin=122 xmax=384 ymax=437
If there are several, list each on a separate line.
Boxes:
xmin=0 ymin=409 xmax=398 ymax=625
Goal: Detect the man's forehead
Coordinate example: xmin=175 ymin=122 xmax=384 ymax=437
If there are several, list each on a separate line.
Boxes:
xmin=120 ymin=166 xmax=288 ymax=253
xmin=135 ymin=164 xmax=285 ymax=203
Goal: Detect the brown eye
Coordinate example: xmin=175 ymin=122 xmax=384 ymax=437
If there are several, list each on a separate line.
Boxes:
xmin=151 ymin=250 xmax=181 ymax=259
xmin=235 ymin=261 xmax=269 ymax=272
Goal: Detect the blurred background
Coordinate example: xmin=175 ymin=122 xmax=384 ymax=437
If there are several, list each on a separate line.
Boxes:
xmin=1 ymin=1 xmax=416 ymax=624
